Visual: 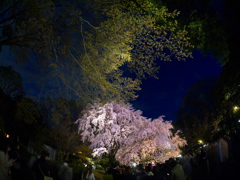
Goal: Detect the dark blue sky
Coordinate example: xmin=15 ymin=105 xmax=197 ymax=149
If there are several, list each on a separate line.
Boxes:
xmin=1 ymin=47 xmax=222 ymax=122
xmin=131 ymin=50 xmax=222 ymax=122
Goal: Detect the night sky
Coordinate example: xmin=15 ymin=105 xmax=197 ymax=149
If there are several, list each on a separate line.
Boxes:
xmin=0 ymin=1 xmax=225 ymax=124
xmin=1 ymin=47 xmax=225 ymax=127
xmin=131 ymin=50 xmax=222 ymax=122
xmin=1 ymin=48 xmax=222 ymax=122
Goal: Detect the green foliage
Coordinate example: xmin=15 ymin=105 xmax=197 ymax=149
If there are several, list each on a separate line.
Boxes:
xmin=211 ymin=60 xmax=240 ymax=135
xmin=0 ymin=0 xmax=193 ymax=107
xmin=103 ymin=174 xmax=113 ymax=180
xmin=93 ymin=0 xmax=193 ymax=78
xmin=176 ymin=77 xmax=220 ymax=146
xmin=71 ymin=165 xmax=113 ymax=180
xmin=49 ymin=98 xmax=76 ymax=123
xmin=14 ymin=97 xmax=41 ymax=124
xmin=0 ymin=66 xmax=45 ymax=143
xmin=157 ymin=0 xmax=240 ymax=146
xmin=0 ymin=66 xmax=23 ymax=98
xmin=92 ymin=168 xmax=112 ymax=180
xmin=155 ymin=0 xmax=230 ymax=64
xmin=67 ymin=144 xmax=93 ymax=165
xmin=94 ymin=156 xmax=110 ymax=170
xmin=72 ymin=163 xmax=85 ymax=179
xmin=47 ymin=120 xmax=82 ymax=161
xmin=187 ymin=17 xmax=229 ymax=63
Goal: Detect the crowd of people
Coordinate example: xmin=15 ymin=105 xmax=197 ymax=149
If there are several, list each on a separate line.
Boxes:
xmin=0 ymin=134 xmax=214 ymax=180
xmin=109 ymin=155 xmax=193 ymax=180
xmin=0 ymin=137 xmax=20 ymax=180
xmin=0 ymin=136 xmax=73 ymax=180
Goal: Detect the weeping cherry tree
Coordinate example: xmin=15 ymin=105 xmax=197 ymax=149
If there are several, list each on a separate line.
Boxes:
xmin=75 ymin=101 xmax=187 ymax=165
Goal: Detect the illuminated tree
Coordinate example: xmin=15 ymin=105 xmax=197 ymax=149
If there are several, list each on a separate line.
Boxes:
xmin=0 ymin=0 xmax=193 ymax=106
xmin=116 ymin=115 xmax=187 ymax=164
xmin=75 ymin=101 xmax=138 ymax=165
xmin=75 ymin=101 xmax=187 ymax=165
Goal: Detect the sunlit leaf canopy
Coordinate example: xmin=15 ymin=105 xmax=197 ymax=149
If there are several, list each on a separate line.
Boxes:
xmin=0 ymin=0 xmax=193 ymax=107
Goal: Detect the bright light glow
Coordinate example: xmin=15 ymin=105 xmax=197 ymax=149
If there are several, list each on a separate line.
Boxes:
xmin=177 ymin=154 xmax=182 ymax=158
xmin=234 ymin=106 xmax=239 ymax=111
xmin=238 ymin=120 xmax=240 ymax=123
xmin=198 ymin=140 xmax=203 ymax=144
xmin=132 ymin=162 xmax=136 ymax=167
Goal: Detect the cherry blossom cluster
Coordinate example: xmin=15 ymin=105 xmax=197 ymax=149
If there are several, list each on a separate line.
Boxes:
xmin=75 ymin=101 xmax=187 ymax=165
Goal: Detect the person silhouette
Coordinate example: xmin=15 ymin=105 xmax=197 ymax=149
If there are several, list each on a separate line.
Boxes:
xmin=33 ymin=150 xmax=50 ymax=180
xmin=0 ymin=137 xmax=16 ymax=180
xmin=82 ymin=164 xmax=95 ymax=180
xmin=58 ymin=162 xmax=73 ymax=180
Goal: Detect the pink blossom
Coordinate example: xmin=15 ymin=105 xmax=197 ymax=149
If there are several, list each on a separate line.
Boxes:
xmin=75 ymin=101 xmax=187 ymax=165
